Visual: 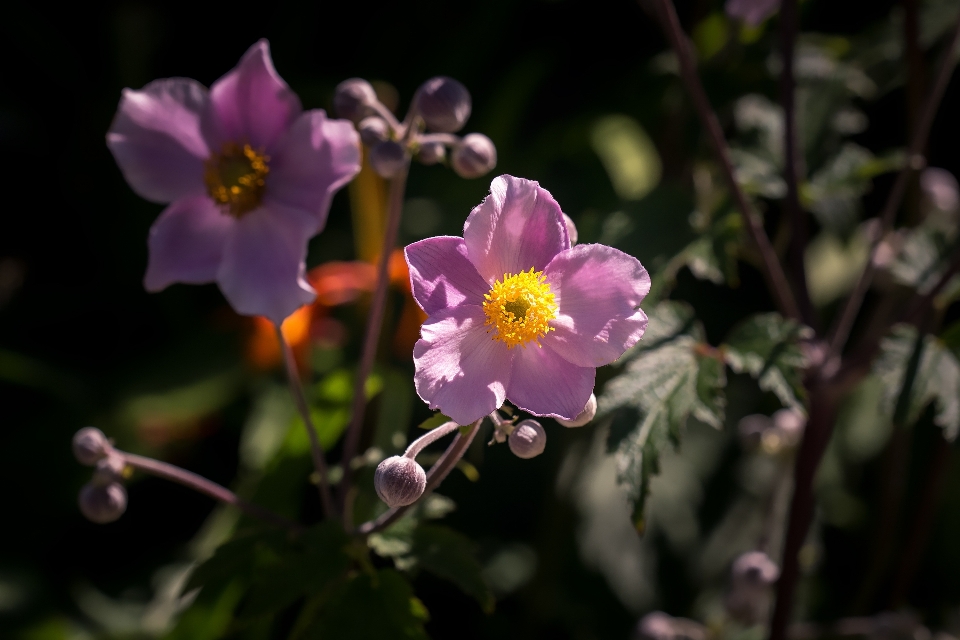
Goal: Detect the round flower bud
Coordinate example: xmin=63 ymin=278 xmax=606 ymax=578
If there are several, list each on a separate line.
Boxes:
xmin=557 ymin=393 xmax=596 ymax=428
xmin=73 ymin=427 xmax=109 ymax=466
xmin=508 ymin=420 xmax=547 ymax=459
xmin=374 ymin=456 xmax=427 ymax=507
xmin=414 ymin=76 xmax=472 ymax=133
xmin=772 ymin=408 xmax=805 ymax=448
xmin=451 ymin=134 xmax=497 ymax=179
xmin=635 ymin=612 xmax=676 ymax=640
xmin=79 ymin=482 xmax=127 ymax=524
xmin=562 ymin=212 xmax=579 ymax=246
xmin=731 ymin=550 xmax=780 ymax=587
xmin=358 ymin=116 xmax=390 ymax=147
xmin=92 ymin=454 xmax=127 ymax=486
xmin=333 ymin=78 xmax=378 ymax=122
xmin=737 ymin=414 xmax=771 ymax=450
xmin=369 ymin=141 xmax=408 ymax=178
xmin=417 ymin=141 xmax=446 ymax=165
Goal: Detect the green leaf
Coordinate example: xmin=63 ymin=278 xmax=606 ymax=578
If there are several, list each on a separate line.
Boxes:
xmin=298 ymin=569 xmax=429 ymax=640
xmin=240 ymin=522 xmax=352 ymax=619
xmin=873 ymin=325 xmax=960 ymax=439
xmin=410 ymin=524 xmax=495 ymax=613
xmin=185 ymin=529 xmax=287 ymax=594
xmin=598 ymin=302 xmax=726 ymax=529
xmin=723 ymin=313 xmax=812 ymax=412
xmin=417 ymin=412 xmax=453 ymax=430
xmin=890 ymin=223 xmax=957 ymax=294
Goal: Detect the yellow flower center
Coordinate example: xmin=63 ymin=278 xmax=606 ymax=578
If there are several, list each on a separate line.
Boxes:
xmin=482 ymin=268 xmax=558 ymax=348
xmin=204 ymin=142 xmax=270 ymax=217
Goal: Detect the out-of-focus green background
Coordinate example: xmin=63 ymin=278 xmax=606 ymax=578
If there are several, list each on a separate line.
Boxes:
xmin=4 ymin=0 xmax=960 ymax=638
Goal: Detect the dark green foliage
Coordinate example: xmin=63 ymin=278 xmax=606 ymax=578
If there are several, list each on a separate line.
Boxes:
xmin=409 ymin=524 xmax=495 ymax=613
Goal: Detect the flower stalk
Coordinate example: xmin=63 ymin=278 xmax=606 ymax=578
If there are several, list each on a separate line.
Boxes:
xmin=277 ymin=325 xmax=336 ymax=518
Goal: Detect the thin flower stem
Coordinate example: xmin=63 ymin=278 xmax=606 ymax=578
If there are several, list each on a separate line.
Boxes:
xmin=652 ymin=0 xmax=801 ymax=322
xmin=339 ymin=159 xmax=411 ymax=509
xmin=357 ymin=419 xmax=483 ymax=536
xmin=827 ymin=17 xmax=960 ymax=357
xmin=276 ymin=326 xmax=336 ymax=519
xmin=118 ymin=451 xmax=301 ymax=532
xmin=404 ymin=421 xmax=461 ymax=459
xmin=370 ymin=100 xmax=402 ymax=133
xmin=780 ymin=0 xmax=817 ymax=329
xmin=417 ymin=132 xmax=461 ymax=147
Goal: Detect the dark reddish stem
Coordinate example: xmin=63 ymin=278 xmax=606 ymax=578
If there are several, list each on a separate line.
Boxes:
xmin=651 ymin=0 xmax=801 ymax=322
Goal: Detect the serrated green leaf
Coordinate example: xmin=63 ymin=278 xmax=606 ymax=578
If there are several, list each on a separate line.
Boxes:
xmin=723 ymin=313 xmax=812 ymax=411
xmin=598 ymin=302 xmax=726 ymax=529
xmin=410 ymin=524 xmax=495 ymax=613
xmin=185 ymin=529 xmax=287 ymax=594
xmin=890 ymin=223 xmax=957 ymax=294
xmin=873 ymin=325 xmax=960 ymax=439
xmin=298 ymin=569 xmax=429 ymax=640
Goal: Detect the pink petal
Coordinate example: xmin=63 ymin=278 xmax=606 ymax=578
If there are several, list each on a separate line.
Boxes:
xmin=144 ymin=195 xmax=234 ymax=291
xmin=264 ymin=110 xmax=361 ymax=233
xmin=463 ymin=175 xmax=569 ymax=283
xmin=507 ymin=344 xmax=595 ymax=420
xmin=216 ymin=204 xmax=316 ymax=324
xmin=542 ymin=244 xmax=651 ymax=367
xmin=413 ymin=305 xmax=513 ymax=425
xmin=405 ymin=237 xmax=491 ymax=314
xmin=203 ymin=40 xmax=302 ymax=152
xmin=107 ymin=78 xmax=209 ymax=203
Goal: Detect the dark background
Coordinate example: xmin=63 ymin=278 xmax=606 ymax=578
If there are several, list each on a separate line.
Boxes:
xmin=3 ymin=0 xmax=960 ymax=638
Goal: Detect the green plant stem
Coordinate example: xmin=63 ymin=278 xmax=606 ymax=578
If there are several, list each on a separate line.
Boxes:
xmin=277 ymin=326 xmax=336 ymax=519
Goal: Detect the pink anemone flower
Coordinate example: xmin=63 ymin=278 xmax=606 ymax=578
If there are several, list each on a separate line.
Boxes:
xmin=107 ymin=40 xmax=361 ymax=324
xmin=405 ymin=175 xmax=651 ymax=425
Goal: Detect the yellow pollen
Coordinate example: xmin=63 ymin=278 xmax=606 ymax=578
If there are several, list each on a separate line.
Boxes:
xmin=482 ymin=268 xmax=558 ymax=349
xmin=204 ymin=142 xmax=270 ymax=217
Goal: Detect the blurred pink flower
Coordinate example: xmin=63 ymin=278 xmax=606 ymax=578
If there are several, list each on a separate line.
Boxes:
xmin=108 ymin=40 xmax=361 ymax=323
xmin=405 ymin=175 xmax=651 ymax=425
xmin=726 ymin=0 xmax=780 ymax=26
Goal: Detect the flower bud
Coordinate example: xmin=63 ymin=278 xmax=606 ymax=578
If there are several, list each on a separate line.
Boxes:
xmin=92 ymin=454 xmax=127 ymax=486
xmin=772 ymin=408 xmax=805 ymax=448
xmin=73 ymin=427 xmax=110 ymax=466
xmin=731 ymin=550 xmax=779 ymax=586
xmin=557 ymin=394 xmax=596 ymax=428
xmin=79 ymin=482 xmax=127 ymax=524
xmin=416 ymin=141 xmax=446 ymax=166
xmin=634 ymin=612 xmax=706 ymax=640
xmin=358 ymin=116 xmax=390 ymax=146
xmin=369 ymin=141 xmax=408 ymax=178
xmin=508 ymin=420 xmax=546 ymax=459
xmin=374 ymin=456 xmax=427 ymax=507
xmin=562 ymin=212 xmax=579 ymax=246
xmin=333 ymin=78 xmax=378 ymax=122
xmin=451 ymin=134 xmax=497 ymax=179
xmin=414 ymin=77 xmax=472 ymax=133
xmin=737 ymin=414 xmax=771 ymax=450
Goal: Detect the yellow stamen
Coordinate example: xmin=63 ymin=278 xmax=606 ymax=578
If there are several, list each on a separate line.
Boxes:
xmin=482 ymin=268 xmax=558 ymax=348
xmin=204 ymin=142 xmax=270 ymax=217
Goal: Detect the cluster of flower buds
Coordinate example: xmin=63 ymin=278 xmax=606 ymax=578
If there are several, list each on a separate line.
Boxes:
xmin=737 ymin=408 xmax=805 ymax=455
xmin=72 ymin=427 xmax=128 ymax=523
xmin=723 ymin=550 xmax=780 ymax=625
xmin=333 ymin=76 xmax=497 ymax=180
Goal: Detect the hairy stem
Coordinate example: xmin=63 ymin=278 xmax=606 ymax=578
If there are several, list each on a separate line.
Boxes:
xmin=357 ymin=419 xmax=483 ymax=535
xmin=827 ymin=17 xmax=960 ymax=356
xmin=651 ymin=0 xmax=801 ymax=321
xmin=768 ymin=388 xmax=837 ymax=640
xmin=277 ymin=326 xmax=335 ymax=519
xmin=340 ymin=160 xmax=411 ymax=509
xmin=119 ymin=451 xmax=301 ymax=532
xmin=404 ymin=421 xmax=461 ymax=459
xmin=780 ymin=0 xmax=817 ymax=329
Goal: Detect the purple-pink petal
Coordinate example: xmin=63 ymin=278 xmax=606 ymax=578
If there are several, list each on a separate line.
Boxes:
xmin=264 ymin=110 xmax=361 ymax=233
xmin=405 ymin=237 xmax=491 ymax=314
xmin=145 ymin=195 xmax=235 ymax=291
xmin=507 ymin=344 xmax=595 ymax=420
xmin=413 ymin=305 xmax=512 ymax=425
xmin=216 ymin=204 xmax=316 ymax=325
xmin=542 ymin=243 xmax=651 ymax=368
xmin=463 ymin=175 xmax=569 ymax=283
xmin=203 ymin=40 xmax=302 ymax=152
xmin=107 ymin=78 xmax=210 ymax=203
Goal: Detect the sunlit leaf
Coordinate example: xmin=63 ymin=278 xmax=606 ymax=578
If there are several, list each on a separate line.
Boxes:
xmin=723 ymin=313 xmax=812 ymax=412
